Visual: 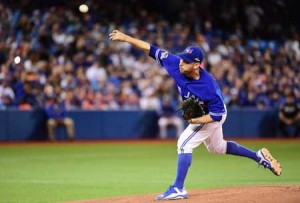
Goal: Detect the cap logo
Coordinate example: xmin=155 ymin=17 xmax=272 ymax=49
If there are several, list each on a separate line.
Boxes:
xmin=185 ymin=49 xmax=193 ymax=54
xmin=195 ymin=58 xmax=200 ymax=61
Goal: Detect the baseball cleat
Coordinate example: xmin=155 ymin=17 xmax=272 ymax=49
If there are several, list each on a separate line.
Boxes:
xmin=155 ymin=185 xmax=188 ymax=201
xmin=257 ymin=148 xmax=282 ymax=176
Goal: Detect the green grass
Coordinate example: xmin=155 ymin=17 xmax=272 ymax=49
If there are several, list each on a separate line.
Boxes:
xmin=0 ymin=140 xmax=299 ymax=203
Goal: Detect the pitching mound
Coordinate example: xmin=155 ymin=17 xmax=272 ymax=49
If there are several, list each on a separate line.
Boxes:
xmin=67 ymin=185 xmax=300 ymax=203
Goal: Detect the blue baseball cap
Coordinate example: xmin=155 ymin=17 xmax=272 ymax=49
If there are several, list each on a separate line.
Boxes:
xmin=178 ymin=46 xmax=204 ymax=63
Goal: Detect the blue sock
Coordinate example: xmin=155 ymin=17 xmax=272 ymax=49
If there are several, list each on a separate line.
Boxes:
xmin=173 ymin=153 xmax=192 ymax=189
xmin=226 ymin=141 xmax=260 ymax=162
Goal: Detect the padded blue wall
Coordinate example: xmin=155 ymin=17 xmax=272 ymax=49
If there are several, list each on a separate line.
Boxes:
xmin=0 ymin=109 xmax=279 ymax=141
xmin=223 ymin=109 xmax=278 ymax=138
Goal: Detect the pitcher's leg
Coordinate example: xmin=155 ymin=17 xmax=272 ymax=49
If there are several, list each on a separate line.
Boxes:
xmin=203 ymin=124 xmax=281 ymax=175
xmin=177 ymin=124 xmax=206 ymax=154
xmin=203 ymin=125 xmax=260 ymax=161
xmin=203 ymin=127 xmax=227 ymax=154
xmin=173 ymin=124 xmax=207 ymax=189
xmin=156 ymin=124 xmax=206 ymax=200
xmin=226 ymin=141 xmax=260 ymax=162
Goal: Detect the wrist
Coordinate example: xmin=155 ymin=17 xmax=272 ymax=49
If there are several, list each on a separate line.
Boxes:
xmin=124 ymin=35 xmax=130 ymax=42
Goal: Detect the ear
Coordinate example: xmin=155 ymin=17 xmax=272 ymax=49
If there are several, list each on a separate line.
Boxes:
xmin=193 ymin=62 xmax=201 ymax=69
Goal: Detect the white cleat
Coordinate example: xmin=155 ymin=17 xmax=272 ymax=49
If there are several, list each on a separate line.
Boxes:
xmin=155 ymin=186 xmax=188 ymax=201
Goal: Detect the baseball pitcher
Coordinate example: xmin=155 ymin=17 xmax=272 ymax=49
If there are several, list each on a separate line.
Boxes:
xmin=109 ymin=30 xmax=281 ymax=201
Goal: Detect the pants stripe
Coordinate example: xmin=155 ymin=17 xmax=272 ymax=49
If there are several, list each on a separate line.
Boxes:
xmin=180 ymin=124 xmax=204 ymax=153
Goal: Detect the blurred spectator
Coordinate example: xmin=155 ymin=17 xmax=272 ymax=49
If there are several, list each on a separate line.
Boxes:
xmin=81 ymin=89 xmax=96 ymax=110
xmin=0 ymin=78 xmax=16 ymax=109
xmin=140 ymin=88 xmax=161 ymax=110
xmin=0 ymin=0 xmax=299 ymax=113
xmin=122 ymin=92 xmax=140 ymax=110
xmin=269 ymin=91 xmax=284 ymax=109
xmin=244 ymin=91 xmax=257 ymax=107
xmin=45 ymin=95 xmax=75 ymax=141
xmin=158 ymin=96 xmax=184 ymax=139
xmin=63 ymin=88 xmax=81 ymax=110
xmin=244 ymin=0 xmax=264 ymax=36
xmin=86 ymin=60 xmax=107 ymax=89
xmin=278 ymin=94 xmax=300 ymax=137
xmin=222 ymin=86 xmax=231 ymax=106
xmin=227 ymin=91 xmax=240 ymax=108
xmin=0 ymin=94 xmax=15 ymax=109
xmin=18 ymin=82 xmax=37 ymax=109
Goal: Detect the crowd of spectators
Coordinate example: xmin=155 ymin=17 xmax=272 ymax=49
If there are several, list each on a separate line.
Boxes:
xmin=0 ymin=0 xmax=299 ymax=111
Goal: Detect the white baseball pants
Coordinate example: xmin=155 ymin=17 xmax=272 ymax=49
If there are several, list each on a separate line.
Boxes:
xmin=177 ymin=114 xmax=227 ymax=154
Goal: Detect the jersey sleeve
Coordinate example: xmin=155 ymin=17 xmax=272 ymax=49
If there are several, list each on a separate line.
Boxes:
xmin=205 ymin=74 xmax=227 ymax=121
xmin=149 ymin=45 xmax=180 ymax=76
xmin=207 ymin=93 xmax=227 ymax=121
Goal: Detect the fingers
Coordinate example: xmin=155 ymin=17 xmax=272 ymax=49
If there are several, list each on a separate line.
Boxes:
xmin=109 ymin=32 xmax=115 ymax=41
xmin=109 ymin=30 xmax=119 ymax=41
xmin=109 ymin=30 xmax=127 ymax=42
xmin=109 ymin=33 xmax=114 ymax=40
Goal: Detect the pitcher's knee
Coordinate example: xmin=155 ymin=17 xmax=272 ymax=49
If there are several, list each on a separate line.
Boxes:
xmin=177 ymin=147 xmax=193 ymax=154
xmin=207 ymin=141 xmax=227 ymax=154
xmin=177 ymin=141 xmax=195 ymax=154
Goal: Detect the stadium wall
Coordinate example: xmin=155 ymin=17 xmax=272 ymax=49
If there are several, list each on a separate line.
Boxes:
xmin=0 ymin=109 xmax=279 ymax=141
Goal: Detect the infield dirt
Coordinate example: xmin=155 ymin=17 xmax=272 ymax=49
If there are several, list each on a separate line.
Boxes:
xmin=66 ymin=185 xmax=300 ymax=203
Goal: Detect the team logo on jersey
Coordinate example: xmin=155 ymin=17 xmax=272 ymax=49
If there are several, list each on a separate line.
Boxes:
xmin=183 ymin=92 xmax=204 ymax=105
xmin=183 ymin=91 xmax=192 ymax=99
xmin=160 ymin=51 xmax=169 ymax=59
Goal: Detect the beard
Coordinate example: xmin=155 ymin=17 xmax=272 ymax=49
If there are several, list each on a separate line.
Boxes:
xmin=180 ymin=68 xmax=192 ymax=78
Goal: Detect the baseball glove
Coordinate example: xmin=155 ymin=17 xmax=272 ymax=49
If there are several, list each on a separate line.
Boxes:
xmin=181 ymin=98 xmax=207 ymax=121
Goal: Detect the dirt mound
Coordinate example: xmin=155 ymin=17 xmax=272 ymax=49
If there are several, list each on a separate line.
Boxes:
xmin=66 ymin=185 xmax=300 ymax=203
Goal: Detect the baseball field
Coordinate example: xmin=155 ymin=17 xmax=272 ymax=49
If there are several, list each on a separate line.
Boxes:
xmin=0 ymin=139 xmax=300 ymax=203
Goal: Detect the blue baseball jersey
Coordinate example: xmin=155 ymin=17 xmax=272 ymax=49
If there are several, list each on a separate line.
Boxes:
xmin=149 ymin=45 xmax=226 ymax=121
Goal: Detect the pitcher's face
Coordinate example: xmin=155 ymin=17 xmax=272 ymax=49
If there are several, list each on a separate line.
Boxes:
xmin=179 ymin=59 xmax=201 ymax=78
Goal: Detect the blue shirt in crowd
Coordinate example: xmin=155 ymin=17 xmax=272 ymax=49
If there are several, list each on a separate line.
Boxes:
xmin=45 ymin=102 xmax=67 ymax=120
